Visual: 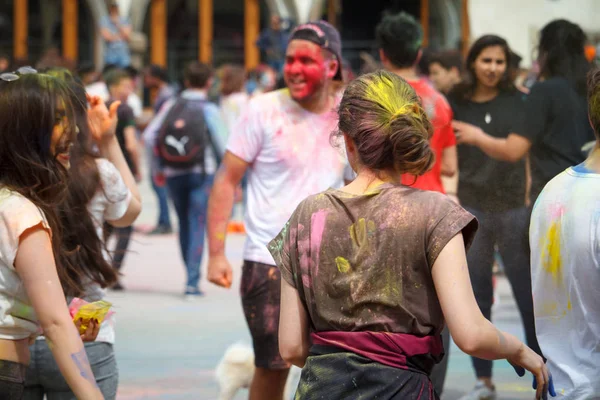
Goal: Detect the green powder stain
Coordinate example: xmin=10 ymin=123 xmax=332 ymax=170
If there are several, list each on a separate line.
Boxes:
xmin=335 ymin=257 xmax=351 ymax=273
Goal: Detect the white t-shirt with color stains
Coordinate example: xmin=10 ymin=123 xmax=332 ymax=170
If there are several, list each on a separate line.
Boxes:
xmin=0 ymin=188 xmax=50 ymax=339
xmin=83 ymin=158 xmax=131 ymax=344
xmin=227 ymin=89 xmax=349 ymax=265
xmin=530 ymin=164 xmax=600 ymax=399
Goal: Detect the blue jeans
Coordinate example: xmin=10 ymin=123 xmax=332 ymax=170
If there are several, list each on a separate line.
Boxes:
xmin=24 ymin=341 xmax=118 ymax=400
xmin=166 ymin=173 xmax=213 ymax=290
xmin=147 ymin=147 xmax=171 ymax=228
xmin=153 ymin=179 xmax=171 ymax=227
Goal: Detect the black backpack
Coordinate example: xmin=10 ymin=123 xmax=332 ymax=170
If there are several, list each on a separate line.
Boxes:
xmin=157 ymin=97 xmax=217 ymax=170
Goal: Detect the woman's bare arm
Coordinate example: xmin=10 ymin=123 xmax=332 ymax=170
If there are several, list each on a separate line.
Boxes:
xmin=278 ymin=279 xmax=311 ymax=367
xmin=432 ymin=233 xmax=549 ymax=398
xmin=15 ymin=226 xmax=103 ymax=399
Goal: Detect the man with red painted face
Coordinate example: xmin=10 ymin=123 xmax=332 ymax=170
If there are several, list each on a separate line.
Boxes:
xmin=206 ymin=21 xmax=349 ymax=400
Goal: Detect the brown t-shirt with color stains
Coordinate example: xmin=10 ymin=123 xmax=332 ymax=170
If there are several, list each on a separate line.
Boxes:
xmin=268 ymin=183 xmax=478 ymax=337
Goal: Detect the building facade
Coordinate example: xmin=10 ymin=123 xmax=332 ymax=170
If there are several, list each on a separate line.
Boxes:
xmin=4 ymin=0 xmax=469 ymax=75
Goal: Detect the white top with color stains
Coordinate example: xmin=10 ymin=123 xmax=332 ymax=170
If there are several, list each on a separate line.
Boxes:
xmin=0 ymin=188 xmax=49 ymax=339
xmin=227 ymin=89 xmax=350 ymax=265
xmin=530 ymin=164 xmax=600 ymax=399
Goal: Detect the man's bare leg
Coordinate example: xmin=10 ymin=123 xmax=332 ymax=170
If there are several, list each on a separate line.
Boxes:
xmin=249 ymin=367 xmax=290 ymax=400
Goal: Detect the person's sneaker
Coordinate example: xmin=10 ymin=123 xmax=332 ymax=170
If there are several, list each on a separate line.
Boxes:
xmin=148 ymin=225 xmax=173 ymax=235
xmin=184 ymin=287 xmax=205 ymax=300
xmin=459 ymin=381 xmax=496 ymax=400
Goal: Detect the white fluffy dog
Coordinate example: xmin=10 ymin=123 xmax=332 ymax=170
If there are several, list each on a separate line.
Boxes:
xmin=215 ymin=342 xmax=302 ymax=400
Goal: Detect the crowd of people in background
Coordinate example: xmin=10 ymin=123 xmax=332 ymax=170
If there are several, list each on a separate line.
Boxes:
xmin=0 ymin=2 xmax=598 ymax=399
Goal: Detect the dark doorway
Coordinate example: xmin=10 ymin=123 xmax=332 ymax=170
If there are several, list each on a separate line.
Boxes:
xmin=339 ymin=0 xmax=421 ymax=73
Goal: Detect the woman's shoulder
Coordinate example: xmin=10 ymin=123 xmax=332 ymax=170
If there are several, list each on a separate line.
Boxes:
xmin=529 ymin=77 xmax=570 ymax=94
xmin=384 ymin=186 xmax=464 ymax=215
xmin=0 ymin=188 xmax=50 ymax=244
xmin=95 ymin=158 xmax=120 ymax=183
xmin=0 ymin=188 xmax=42 ymax=217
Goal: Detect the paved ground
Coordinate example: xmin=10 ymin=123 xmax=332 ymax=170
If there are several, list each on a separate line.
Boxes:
xmin=107 ymin=174 xmax=540 ymax=400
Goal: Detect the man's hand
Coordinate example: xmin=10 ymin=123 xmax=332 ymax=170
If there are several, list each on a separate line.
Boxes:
xmin=207 ymin=255 xmax=233 ymax=289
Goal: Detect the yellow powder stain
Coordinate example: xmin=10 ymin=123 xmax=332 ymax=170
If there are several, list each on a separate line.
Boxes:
xmin=363 ymin=73 xmax=424 ymax=127
xmin=367 ymin=220 xmax=376 ymax=234
xmin=540 ymin=302 xmax=558 ymax=316
xmin=335 ymin=257 xmax=351 ymax=273
xmin=383 ymin=267 xmax=400 ymax=297
xmin=216 ymin=232 xmax=225 ymax=241
xmin=567 ymin=299 xmax=572 ymax=310
xmin=349 ymin=218 xmax=368 ymax=248
xmin=540 ymin=221 xmax=563 ymax=285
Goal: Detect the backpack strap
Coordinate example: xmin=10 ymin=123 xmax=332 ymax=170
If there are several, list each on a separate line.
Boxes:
xmin=186 ymin=98 xmax=223 ymax=167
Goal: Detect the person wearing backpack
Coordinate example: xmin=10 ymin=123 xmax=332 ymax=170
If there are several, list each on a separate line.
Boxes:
xmin=144 ymin=62 xmax=228 ymax=298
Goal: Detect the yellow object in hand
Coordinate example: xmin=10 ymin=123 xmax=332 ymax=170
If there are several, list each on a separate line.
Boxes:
xmin=72 ymin=300 xmax=113 ymax=334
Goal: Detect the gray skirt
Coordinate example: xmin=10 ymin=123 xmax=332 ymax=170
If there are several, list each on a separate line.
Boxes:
xmin=295 ymin=345 xmax=439 ymax=400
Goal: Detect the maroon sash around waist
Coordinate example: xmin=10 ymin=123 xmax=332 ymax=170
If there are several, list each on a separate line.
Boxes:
xmin=311 ymin=331 xmax=443 ymax=372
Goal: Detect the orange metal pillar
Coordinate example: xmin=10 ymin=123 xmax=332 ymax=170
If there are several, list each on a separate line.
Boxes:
xmin=461 ymin=0 xmax=471 ymax=57
xmin=151 ymin=0 xmax=167 ymax=67
xmin=327 ymin=0 xmax=337 ymax=27
xmin=62 ymin=0 xmax=78 ymax=62
xmin=14 ymin=0 xmax=28 ymax=61
xmin=420 ymin=0 xmax=430 ymax=47
xmin=244 ymin=0 xmax=260 ymax=70
xmin=199 ymin=0 xmax=213 ymax=63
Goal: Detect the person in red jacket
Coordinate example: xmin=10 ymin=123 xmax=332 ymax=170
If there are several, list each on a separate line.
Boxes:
xmin=376 ymin=12 xmax=458 ymax=205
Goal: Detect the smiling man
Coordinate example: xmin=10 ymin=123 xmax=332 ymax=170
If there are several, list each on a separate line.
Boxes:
xmin=206 ymin=21 xmax=348 ymax=400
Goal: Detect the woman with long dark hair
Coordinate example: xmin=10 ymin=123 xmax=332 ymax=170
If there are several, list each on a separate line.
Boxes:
xmin=22 ymin=69 xmax=142 ymax=400
xmin=0 ymin=69 xmax=103 ymax=398
xmin=269 ymin=70 xmax=551 ymax=400
xmin=448 ymin=35 xmax=544 ymax=400
xmin=455 ymin=19 xmax=594 ymax=204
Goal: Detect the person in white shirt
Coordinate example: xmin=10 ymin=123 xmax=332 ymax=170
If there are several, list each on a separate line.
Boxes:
xmin=206 ymin=21 xmax=349 ymax=400
xmin=530 ymin=68 xmax=600 ymax=399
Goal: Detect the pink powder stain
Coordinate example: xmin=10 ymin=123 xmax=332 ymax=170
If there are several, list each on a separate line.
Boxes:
xmin=302 ymin=275 xmax=312 ymax=287
xmin=310 ymin=210 xmax=329 ymax=276
xmin=298 ymin=238 xmax=310 ymax=273
xmin=549 ymin=203 xmax=564 ymax=219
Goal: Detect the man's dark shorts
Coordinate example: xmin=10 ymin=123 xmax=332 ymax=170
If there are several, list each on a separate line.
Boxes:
xmin=240 ymin=260 xmax=289 ymax=370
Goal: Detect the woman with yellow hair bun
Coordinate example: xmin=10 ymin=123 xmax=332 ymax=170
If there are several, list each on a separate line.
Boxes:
xmin=268 ymin=70 xmax=551 ymax=399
